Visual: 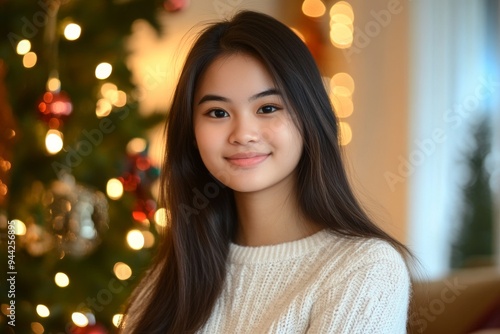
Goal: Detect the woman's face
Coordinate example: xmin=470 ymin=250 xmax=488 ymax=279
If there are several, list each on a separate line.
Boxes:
xmin=193 ymin=53 xmax=303 ymax=195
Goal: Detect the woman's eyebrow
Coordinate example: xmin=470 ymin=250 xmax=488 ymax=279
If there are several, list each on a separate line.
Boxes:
xmin=197 ymin=88 xmax=281 ymax=105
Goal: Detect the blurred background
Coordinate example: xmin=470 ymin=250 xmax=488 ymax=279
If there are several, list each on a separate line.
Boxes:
xmin=0 ymin=0 xmax=499 ymax=333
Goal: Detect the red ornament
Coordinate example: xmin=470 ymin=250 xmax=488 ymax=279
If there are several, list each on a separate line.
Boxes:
xmin=163 ymin=0 xmax=189 ymax=12
xmin=38 ymin=91 xmax=73 ymax=126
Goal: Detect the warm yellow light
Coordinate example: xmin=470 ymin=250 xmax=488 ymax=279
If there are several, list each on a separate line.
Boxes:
xmin=331 ymin=95 xmax=354 ymax=118
xmin=330 ymin=1 xmax=354 ymax=21
xmin=339 ymin=121 xmax=353 ymax=146
xmin=142 ymin=230 xmax=155 ymax=248
xmin=54 ymin=272 xmax=70 ymax=287
xmin=331 ymin=73 xmax=355 ymax=94
xmin=16 ymin=39 xmax=31 ymax=55
xmin=95 ymin=62 xmax=112 ymax=80
xmin=154 ymin=208 xmax=168 ymax=227
xmin=106 ymin=178 xmax=123 ymax=200
xmin=71 ymin=312 xmax=89 ymax=327
xmin=127 ymin=229 xmax=145 ymax=250
xmin=112 ymin=314 xmax=124 ymax=327
xmin=11 ymin=219 xmax=27 ymax=236
xmin=330 ymin=14 xmax=353 ymax=31
xmin=113 ymin=262 xmax=132 ymax=280
xmin=126 ymin=138 xmax=147 ymax=155
xmin=113 ymin=90 xmax=127 ymax=107
xmin=23 ymin=52 xmax=37 ymax=68
xmin=96 ymin=98 xmax=113 ymax=118
xmin=64 ymin=23 xmax=82 ymax=41
xmin=290 ymin=27 xmax=306 ymax=43
xmin=45 ymin=129 xmax=64 ymax=155
xmin=302 ymin=0 xmax=326 ymax=18
xmin=47 ymin=77 xmax=61 ymax=92
xmin=31 ymin=322 xmax=44 ymax=334
xmin=330 ymin=23 xmax=353 ymax=48
xmin=36 ymin=304 xmax=50 ymax=318
xmin=100 ymin=83 xmax=118 ymax=97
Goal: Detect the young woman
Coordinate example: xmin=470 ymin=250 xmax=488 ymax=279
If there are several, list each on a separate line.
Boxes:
xmin=121 ymin=10 xmax=412 ymax=334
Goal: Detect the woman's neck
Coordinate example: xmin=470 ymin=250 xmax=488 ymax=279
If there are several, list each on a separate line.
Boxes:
xmin=233 ymin=179 xmax=321 ymax=247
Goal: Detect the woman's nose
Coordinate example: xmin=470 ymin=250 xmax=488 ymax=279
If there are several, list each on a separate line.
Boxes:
xmin=228 ymin=115 xmax=260 ymax=145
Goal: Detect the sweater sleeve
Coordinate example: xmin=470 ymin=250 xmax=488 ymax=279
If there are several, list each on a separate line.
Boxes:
xmin=307 ymin=248 xmax=411 ymax=334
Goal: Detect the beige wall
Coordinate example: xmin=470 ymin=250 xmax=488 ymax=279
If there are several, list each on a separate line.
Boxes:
xmin=325 ymin=0 xmax=411 ymax=243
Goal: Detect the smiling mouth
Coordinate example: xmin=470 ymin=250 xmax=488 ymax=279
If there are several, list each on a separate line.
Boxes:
xmin=225 ymin=153 xmax=270 ymax=167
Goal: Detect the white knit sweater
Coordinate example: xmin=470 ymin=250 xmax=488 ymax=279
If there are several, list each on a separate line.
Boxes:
xmin=197 ymin=230 xmax=410 ymax=333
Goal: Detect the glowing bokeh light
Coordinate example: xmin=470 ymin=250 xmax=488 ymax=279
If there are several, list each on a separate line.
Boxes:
xmin=23 ymin=52 xmax=37 ymax=68
xmin=16 ymin=39 xmax=31 ymax=55
xmin=112 ymin=314 xmax=124 ymax=327
xmin=95 ymin=62 xmax=112 ymax=80
xmin=36 ymin=304 xmax=50 ymax=318
xmin=302 ymin=0 xmax=326 ymax=18
xmin=339 ymin=121 xmax=353 ymax=146
xmin=72 ymin=312 xmax=89 ymax=327
xmin=113 ymin=262 xmax=132 ymax=280
xmin=127 ymin=229 xmax=145 ymax=250
xmin=54 ymin=272 xmax=70 ymax=287
xmin=45 ymin=129 xmax=64 ymax=154
xmin=106 ymin=178 xmax=124 ymax=200
xmin=64 ymin=23 xmax=82 ymax=41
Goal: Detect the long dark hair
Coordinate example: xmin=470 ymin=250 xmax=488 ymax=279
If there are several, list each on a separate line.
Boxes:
xmin=121 ymin=10 xmax=413 ymax=333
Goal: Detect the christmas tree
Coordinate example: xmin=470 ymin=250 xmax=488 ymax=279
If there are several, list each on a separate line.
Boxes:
xmin=0 ymin=0 xmax=181 ymax=332
xmin=450 ymin=117 xmax=494 ymax=269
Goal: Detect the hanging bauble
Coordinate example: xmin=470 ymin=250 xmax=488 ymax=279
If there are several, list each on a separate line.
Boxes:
xmin=38 ymin=90 xmax=73 ymax=127
xmin=46 ymin=174 xmax=109 ymax=257
xmin=163 ymin=0 xmax=189 ymax=12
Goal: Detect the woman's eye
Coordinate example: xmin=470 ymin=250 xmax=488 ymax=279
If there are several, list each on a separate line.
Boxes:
xmin=258 ymin=105 xmax=279 ymax=114
xmin=208 ymin=109 xmax=229 ymax=118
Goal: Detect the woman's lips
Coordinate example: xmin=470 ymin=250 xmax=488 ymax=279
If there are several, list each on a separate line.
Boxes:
xmin=225 ymin=153 xmax=270 ymax=167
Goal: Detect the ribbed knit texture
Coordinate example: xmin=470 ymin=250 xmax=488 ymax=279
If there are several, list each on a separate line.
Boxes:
xmin=197 ymin=230 xmax=410 ymax=333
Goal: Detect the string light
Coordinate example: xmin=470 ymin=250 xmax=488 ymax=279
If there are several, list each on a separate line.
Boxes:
xmin=31 ymin=322 xmax=44 ymax=334
xmin=127 ymin=229 xmax=145 ymax=250
xmin=113 ymin=262 xmax=132 ymax=280
xmin=113 ymin=90 xmax=127 ymax=107
xmin=330 ymin=73 xmax=355 ymax=118
xmin=112 ymin=314 xmax=124 ymax=327
xmin=330 ymin=23 xmax=353 ymax=48
xmin=95 ymin=62 xmax=112 ymax=80
xmin=339 ymin=121 xmax=353 ymax=146
xmin=11 ymin=219 xmax=26 ymax=235
xmin=142 ymin=230 xmax=155 ymax=248
xmin=154 ymin=208 xmax=168 ymax=227
xmin=331 ymin=72 xmax=355 ymax=95
xmin=106 ymin=178 xmax=124 ymax=200
xmin=54 ymin=272 xmax=70 ymax=287
xmin=96 ymin=98 xmax=113 ymax=118
xmin=16 ymin=39 xmax=31 ymax=55
xmin=47 ymin=77 xmax=61 ymax=92
xmin=45 ymin=129 xmax=64 ymax=154
xmin=329 ymin=1 xmax=354 ymax=49
xmin=23 ymin=52 xmax=37 ymax=68
xmin=72 ymin=312 xmax=89 ymax=327
xmin=36 ymin=304 xmax=50 ymax=318
xmin=329 ymin=1 xmax=354 ymax=20
xmin=64 ymin=23 xmax=82 ymax=41
xmin=302 ymin=0 xmax=326 ymax=18
xmin=331 ymin=95 xmax=354 ymax=118
xmin=127 ymin=138 xmax=147 ymax=155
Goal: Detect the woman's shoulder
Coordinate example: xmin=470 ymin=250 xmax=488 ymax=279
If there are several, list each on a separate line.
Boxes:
xmin=318 ymin=231 xmax=410 ymax=282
